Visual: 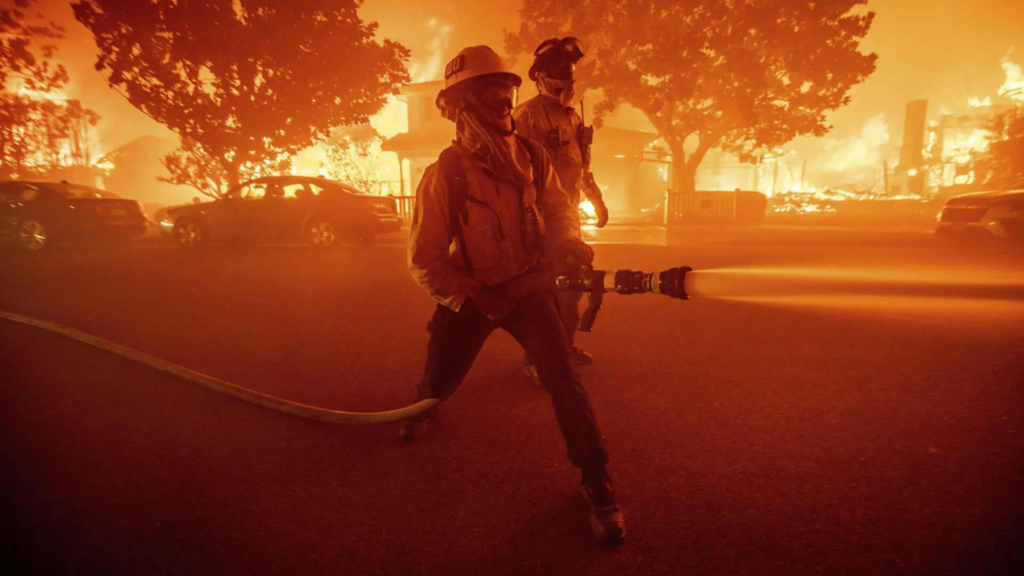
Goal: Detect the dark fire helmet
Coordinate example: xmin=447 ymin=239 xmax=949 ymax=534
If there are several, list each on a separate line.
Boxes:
xmin=528 ymin=37 xmax=585 ymax=81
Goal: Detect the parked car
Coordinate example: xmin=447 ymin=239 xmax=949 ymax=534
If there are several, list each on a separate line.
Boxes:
xmin=159 ymin=176 xmax=402 ymax=249
xmin=935 ymin=188 xmax=1024 ymax=243
xmin=0 ymin=181 xmax=146 ymax=251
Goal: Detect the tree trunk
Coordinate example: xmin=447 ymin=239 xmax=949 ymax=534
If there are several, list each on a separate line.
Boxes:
xmin=670 ymin=140 xmax=712 ymax=195
xmin=669 ymin=140 xmax=697 ymax=194
xmin=674 ymin=161 xmax=698 ymax=195
xmin=223 ymin=159 xmax=240 ymax=191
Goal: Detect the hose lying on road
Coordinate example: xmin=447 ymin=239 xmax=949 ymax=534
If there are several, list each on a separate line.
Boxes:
xmin=0 ymin=311 xmax=439 ymax=425
xmin=0 ymin=267 xmax=693 ymax=424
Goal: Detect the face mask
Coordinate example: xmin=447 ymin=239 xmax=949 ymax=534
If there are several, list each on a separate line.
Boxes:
xmin=539 ymin=75 xmax=575 ymax=107
xmin=467 ymin=82 xmax=518 ymax=134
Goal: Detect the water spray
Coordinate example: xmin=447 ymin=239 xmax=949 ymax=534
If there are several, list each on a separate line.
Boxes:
xmin=680 ymin=267 xmax=1024 ymax=302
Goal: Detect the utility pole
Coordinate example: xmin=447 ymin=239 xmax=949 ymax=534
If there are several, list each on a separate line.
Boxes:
xmin=883 ymin=160 xmax=890 ymax=196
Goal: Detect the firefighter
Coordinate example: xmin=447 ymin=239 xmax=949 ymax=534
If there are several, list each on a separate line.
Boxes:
xmin=402 ymin=45 xmax=625 ymax=546
xmin=514 ymin=37 xmax=608 ymax=376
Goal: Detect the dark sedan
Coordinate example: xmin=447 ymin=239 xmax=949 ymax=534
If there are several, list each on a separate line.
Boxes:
xmin=159 ymin=176 xmax=402 ymax=249
xmin=0 ymin=181 xmax=146 ymax=251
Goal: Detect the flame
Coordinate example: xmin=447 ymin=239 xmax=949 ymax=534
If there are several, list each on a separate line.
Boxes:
xmin=945 ymin=128 xmax=991 ymax=158
xmin=370 ymin=97 xmax=409 ymax=140
xmin=15 ymin=85 xmax=69 ymax=103
xmin=967 ymin=96 xmax=992 ymax=108
xmin=3 ymin=80 xmax=102 ymax=171
xmin=284 ymin=16 xmax=451 ymax=192
xmin=579 ymin=199 xmax=597 ymax=219
xmin=999 ymin=53 xmax=1024 ymax=101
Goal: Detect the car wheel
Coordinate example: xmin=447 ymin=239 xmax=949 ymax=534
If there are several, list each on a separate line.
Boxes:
xmin=17 ymin=219 xmax=49 ymax=251
xmin=306 ymin=217 xmax=338 ymax=248
xmin=173 ymin=218 xmax=207 ymax=249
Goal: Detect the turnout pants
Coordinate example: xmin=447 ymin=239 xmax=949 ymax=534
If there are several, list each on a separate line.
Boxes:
xmin=416 ymin=291 xmax=609 ymax=474
xmin=556 ymin=289 xmax=583 ymax=346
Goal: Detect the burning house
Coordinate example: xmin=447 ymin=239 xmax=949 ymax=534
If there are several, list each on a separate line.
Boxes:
xmin=924 ymin=100 xmax=1019 ymax=194
xmin=382 ymin=81 xmax=670 ymax=217
xmin=380 ymin=81 xmax=450 ymax=197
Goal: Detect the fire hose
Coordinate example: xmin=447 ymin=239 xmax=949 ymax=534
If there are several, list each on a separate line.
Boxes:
xmin=0 ymin=266 xmax=693 ymax=425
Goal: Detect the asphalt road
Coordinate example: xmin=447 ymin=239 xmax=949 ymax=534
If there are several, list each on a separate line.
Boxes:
xmin=1 ymin=226 xmax=1023 ymax=576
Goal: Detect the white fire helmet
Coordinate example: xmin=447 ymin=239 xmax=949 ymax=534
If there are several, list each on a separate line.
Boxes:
xmin=436 ymin=46 xmax=521 ymax=119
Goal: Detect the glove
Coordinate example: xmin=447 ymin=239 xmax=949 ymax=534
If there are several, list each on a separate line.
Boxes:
xmin=467 ymin=286 xmax=514 ymax=322
xmin=593 ymin=197 xmax=609 ymax=228
xmin=550 ymin=237 xmax=594 ymax=270
xmin=583 ymin=175 xmax=609 ymax=229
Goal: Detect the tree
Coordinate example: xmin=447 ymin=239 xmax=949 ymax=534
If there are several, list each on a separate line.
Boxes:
xmin=159 ymin=137 xmax=231 ymax=199
xmin=159 ymin=136 xmax=291 ymax=199
xmin=1 ymin=0 xmax=68 ymax=92
xmin=2 ymin=0 xmax=99 ymax=177
xmin=507 ymin=0 xmax=877 ymax=194
xmin=0 ymin=94 xmax=100 ymax=177
xmin=73 ymin=0 xmax=410 ymax=189
xmin=39 ymin=99 xmax=101 ymax=167
xmin=323 ymin=123 xmax=386 ymax=195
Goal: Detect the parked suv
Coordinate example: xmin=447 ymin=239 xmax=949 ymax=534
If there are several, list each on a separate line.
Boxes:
xmin=935 ymin=189 xmax=1024 ymax=243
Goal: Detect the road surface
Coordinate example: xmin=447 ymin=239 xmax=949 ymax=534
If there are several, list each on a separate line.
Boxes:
xmin=2 ymin=225 xmax=1022 ymax=575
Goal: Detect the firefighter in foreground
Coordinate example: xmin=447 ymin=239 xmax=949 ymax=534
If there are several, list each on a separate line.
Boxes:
xmin=402 ymin=45 xmax=625 ymax=545
xmin=514 ymin=37 xmax=609 ymax=381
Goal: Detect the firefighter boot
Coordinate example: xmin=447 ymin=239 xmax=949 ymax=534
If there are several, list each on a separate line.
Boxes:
xmin=569 ymin=346 xmax=593 ymax=365
xmin=582 ymin=478 xmax=626 ymax=546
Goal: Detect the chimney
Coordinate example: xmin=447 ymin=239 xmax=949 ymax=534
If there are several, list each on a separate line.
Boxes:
xmin=899 ymin=99 xmax=928 ymax=194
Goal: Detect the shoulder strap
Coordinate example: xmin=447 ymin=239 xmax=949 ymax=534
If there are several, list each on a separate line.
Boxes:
xmin=437 ymin=147 xmax=474 ymax=277
xmin=515 ymin=135 xmax=546 ymax=202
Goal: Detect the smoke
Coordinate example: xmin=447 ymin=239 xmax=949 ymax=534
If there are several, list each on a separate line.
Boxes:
xmin=820 ymin=115 xmax=892 ymax=172
xmin=409 ymin=18 xmax=453 ymax=82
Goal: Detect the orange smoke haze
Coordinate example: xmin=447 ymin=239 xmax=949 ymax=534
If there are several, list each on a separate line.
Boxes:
xmin=26 ymin=0 xmax=1024 ymax=183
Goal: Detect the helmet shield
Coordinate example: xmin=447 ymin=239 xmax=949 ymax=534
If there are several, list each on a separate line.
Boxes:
xmin=437 ymin=74 xmax=519 ymax=123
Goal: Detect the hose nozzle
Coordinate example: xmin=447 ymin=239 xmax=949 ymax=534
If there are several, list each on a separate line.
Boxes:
xmin=556 ymin=266 xmax=693 ymax=299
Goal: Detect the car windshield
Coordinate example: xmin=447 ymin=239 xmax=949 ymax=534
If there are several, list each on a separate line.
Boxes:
xmin=341 ymin=184 xmax=370 ymax=196
xmin=225 ymin=182 xmax=267 ymax=200
xmin=313 ymin=181 xmax=368 ymax=196
xmin=45 ymin=183 xmax=121 ymax=199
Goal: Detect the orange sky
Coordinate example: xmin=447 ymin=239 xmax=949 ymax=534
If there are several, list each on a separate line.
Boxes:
xmin=29 ymin=0 xmax=1024 ymax=156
